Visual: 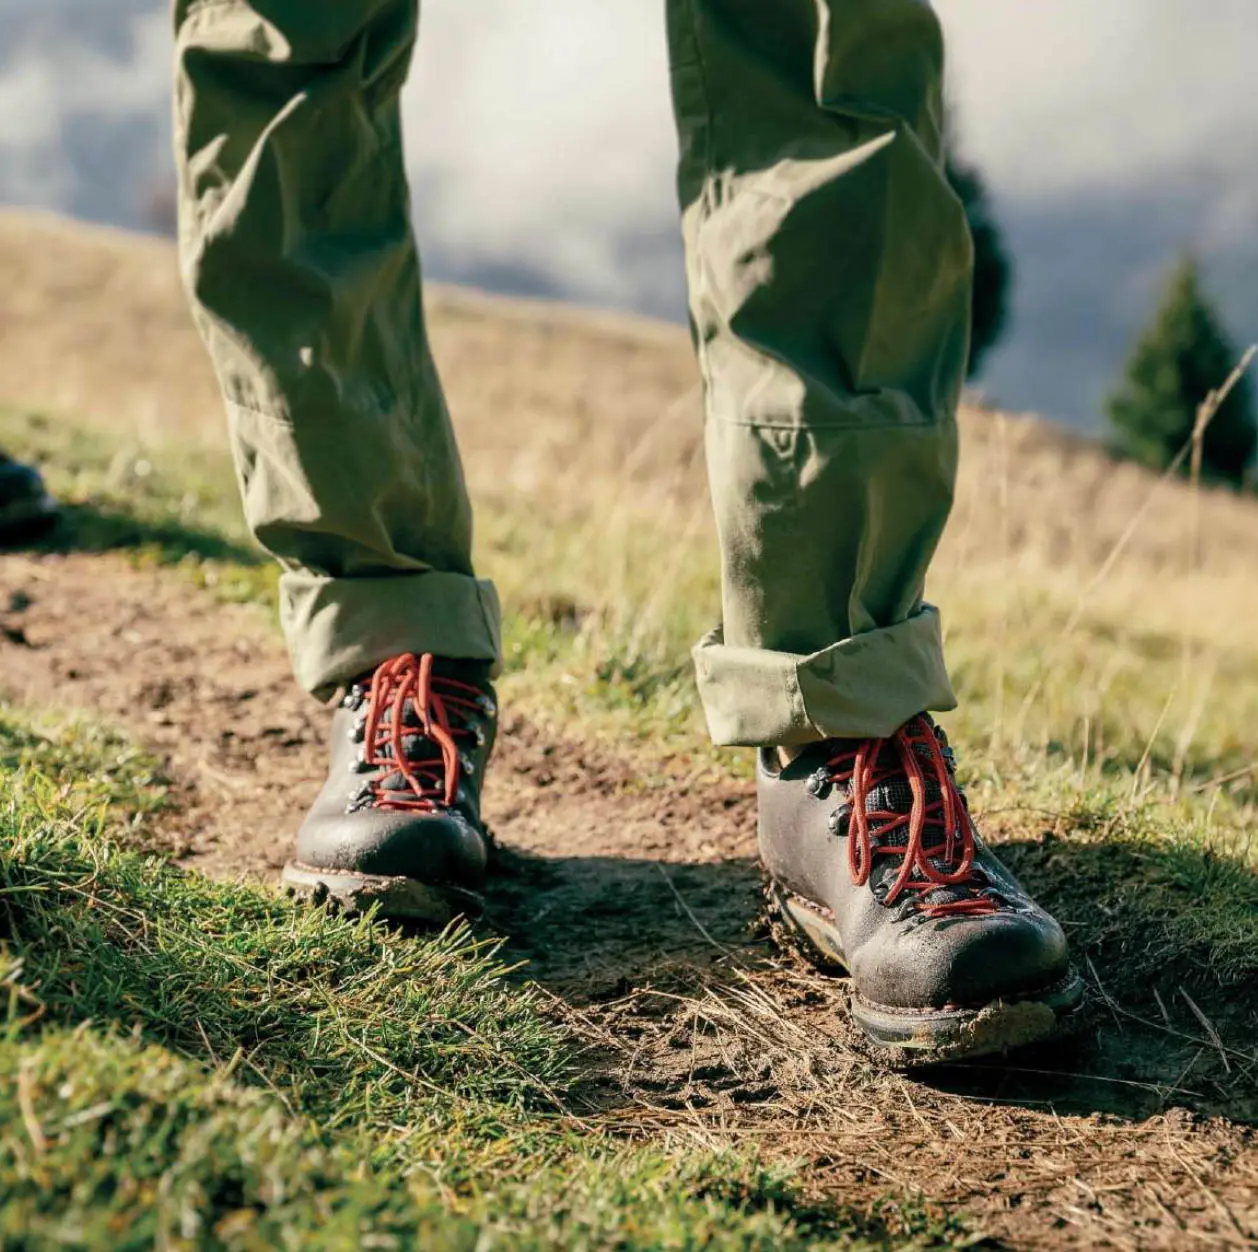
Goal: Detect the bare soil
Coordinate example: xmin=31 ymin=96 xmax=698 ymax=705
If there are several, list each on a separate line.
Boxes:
xmin=3 ymin=549 xmax=1256 ymax=1250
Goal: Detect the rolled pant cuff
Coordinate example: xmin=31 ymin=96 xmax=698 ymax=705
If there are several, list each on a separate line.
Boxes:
xmin=280 ymin=569 xmax=502 ymax=699
xmin=693 ymin=605 xmax=956 ymax=747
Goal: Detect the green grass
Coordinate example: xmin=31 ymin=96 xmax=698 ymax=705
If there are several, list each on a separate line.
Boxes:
xmin=4 ymin=404 xmax=1258 ymax=1241
xmin=2 ymin=411 xmax=275 ymax=606
xmin=0 ymin=707 xmax=168 ymax=822
xmin=0 ymin=706 xmax=973 ymax=1250
xmin=972 ymin=762 xmax=1258 ymax=990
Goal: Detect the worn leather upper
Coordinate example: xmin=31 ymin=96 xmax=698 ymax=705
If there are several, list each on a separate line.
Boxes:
xmin=294 ymin=659 xmax=497 ymax=891
xmin=758 ymin=725 xmax=1071 ymax=1011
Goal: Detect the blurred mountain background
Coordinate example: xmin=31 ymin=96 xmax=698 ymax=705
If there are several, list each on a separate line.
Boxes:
xmin=0 ymin=0 xmax=1254 ymax=429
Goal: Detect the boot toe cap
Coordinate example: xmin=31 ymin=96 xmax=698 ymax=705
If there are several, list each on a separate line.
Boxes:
xmin=852 ymin=907 xmax=1070 ymax=1011
xmin=294 ymin=808 xmax=489 ymax=891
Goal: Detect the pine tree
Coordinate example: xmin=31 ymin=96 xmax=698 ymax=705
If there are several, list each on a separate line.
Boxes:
xmin=1107 ymin=258 xmax=1256 ymax=486
xmin=945 ymin=147 xmax=1012 ymax=380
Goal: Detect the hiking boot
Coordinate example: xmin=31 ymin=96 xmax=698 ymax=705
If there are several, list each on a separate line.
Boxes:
xmin=284 ymin=652 xmax=497 ymax=922
xmin=759 ymin=714 xmax=1084 ymax=1064
xmin=0 ymin=452 xmax=56 ymax=541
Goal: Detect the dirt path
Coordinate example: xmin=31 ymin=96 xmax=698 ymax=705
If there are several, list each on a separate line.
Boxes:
xmin=2 ymin=551 xmax=1256 ymax=1250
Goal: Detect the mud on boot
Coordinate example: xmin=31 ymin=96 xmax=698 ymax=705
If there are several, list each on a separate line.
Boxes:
xmin=758 ymin=715 xmax=1085 ymax=1065
xmin=284 ymin=652 xmax=497 ymax=923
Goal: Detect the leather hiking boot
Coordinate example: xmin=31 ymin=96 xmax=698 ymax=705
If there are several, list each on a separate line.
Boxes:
xmin=0 ymin=453 xmax=56 ymax=542
xmin=284 ymin=652 xmax=497 ymax=922
xmin=759 ymin=714 xmax=1084 ymax=1064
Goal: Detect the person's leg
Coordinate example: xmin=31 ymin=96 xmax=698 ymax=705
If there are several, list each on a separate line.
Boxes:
xmin=667 ymin=0 xmax=1082 ymax=1062
xmin=174 ymin=0 xmax=500 ymax=698
xmin=175 ymin=0 xmax=498 ymax=920
xmin=668 ymin=0 xmax=962 ymax=748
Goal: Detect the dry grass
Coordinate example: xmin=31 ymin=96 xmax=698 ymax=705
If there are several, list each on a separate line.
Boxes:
xmin=562 ymin=958 xmax=1258 ymax=1250
xmin=4 ymin=210 xmax=1258 ymax=1249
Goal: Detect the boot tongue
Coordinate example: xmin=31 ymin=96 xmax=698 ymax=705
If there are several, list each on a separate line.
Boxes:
xmin=857 ymin=738 xmax=980 ymax=912
xmin=368 ymin=661 xmax=488 ymax=771
xmin=372 ymin=698 xmax=449 ymax=779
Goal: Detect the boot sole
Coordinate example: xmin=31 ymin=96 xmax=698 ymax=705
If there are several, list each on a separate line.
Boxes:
xmin=770 ymin=881 xmax=1087 ymax=1066
xmin=282 ymin=862 xmax=482 ymax=924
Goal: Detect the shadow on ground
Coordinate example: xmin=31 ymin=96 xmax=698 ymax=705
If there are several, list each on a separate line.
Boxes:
xmin=481 ymin=838 xmax=1258 ymax=1128
xmin=1 ymin=501 xmax=263 ymax=568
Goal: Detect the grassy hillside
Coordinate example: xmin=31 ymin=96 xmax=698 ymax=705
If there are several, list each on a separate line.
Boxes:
xmin=1 ymin=213 xmax=1257 ymax=1248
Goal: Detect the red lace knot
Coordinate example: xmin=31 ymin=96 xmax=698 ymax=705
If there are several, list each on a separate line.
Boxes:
xmin=823 ymin=715 xmax=998 ymax=920
xmin=359 ymin=653 xmax=488 ymax=812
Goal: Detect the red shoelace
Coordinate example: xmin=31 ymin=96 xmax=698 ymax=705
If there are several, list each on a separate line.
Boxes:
xmin=823 ymin=716 xmax=998 ymax=920
xmin=360 ymin=653 xmax=486 ymax=811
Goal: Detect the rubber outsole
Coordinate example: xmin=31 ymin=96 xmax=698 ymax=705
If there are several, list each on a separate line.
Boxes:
xmin=770 ymin=881 xmax=1087 ymax=1066
xmin=281 ymin=861 xmax=482 ymax=924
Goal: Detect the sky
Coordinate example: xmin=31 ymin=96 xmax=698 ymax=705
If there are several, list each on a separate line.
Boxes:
xmin=0 ymin=0 xmax=1254 ymax=427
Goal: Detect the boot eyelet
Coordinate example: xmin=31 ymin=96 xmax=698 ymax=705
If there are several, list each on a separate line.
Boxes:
xmin=479 ymin=695 xmax=497 ymax=718
xmin=474 ymin=725 xmax=487 ymax=748
xmin=807 ymin=769 xmax=832 ymax=799
xmin=460 ymin=754 xmax=475 ymax=776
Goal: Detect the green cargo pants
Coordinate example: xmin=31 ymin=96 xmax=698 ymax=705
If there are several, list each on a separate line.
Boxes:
xmin=174 ymin=0 xmax=970 ymax=747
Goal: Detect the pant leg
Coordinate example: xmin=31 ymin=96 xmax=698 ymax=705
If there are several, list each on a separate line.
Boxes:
xmin=174 ymin=0 xmax=500 ymax=698
xmin=667 ymin=0 xmax=968 ymax=747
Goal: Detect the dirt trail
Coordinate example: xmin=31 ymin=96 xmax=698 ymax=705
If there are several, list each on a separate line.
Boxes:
xmin=3 ymin=551 xmax=1257 ymax=1250
xmin=0 ymin=551 xmax=760 ymax=995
